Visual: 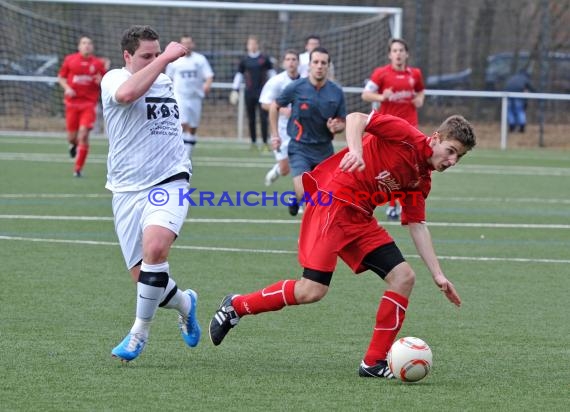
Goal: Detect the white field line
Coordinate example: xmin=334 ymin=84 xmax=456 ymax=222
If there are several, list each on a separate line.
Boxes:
xmin=1 ymin=214 xmax=570 ymax=229
xmin=1 ymin=151 xmax=570 ymax=175
xmin=1 ymin=136 xmax=568 ymax=159
xmin=1 ymin=193 xmax=569 ymax=205
xmin=0 ymin=234 xmax=568 ymax=264
xmin=0 ymin=152 xmax=274 ymax=167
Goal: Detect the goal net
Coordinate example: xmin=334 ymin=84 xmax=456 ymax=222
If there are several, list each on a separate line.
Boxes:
xmin=0 ymin=0 xmax=401 ymax=136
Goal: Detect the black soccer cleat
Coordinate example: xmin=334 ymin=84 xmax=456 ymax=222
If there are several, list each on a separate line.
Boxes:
xmin=288 ymin=203 xmax=300 ymax=216
xmin=358 ymin=360 xmax=395 ymax=379
xmin=209 ymin=294 xmax=240 ymax=346
xmin=69 ymin=144 xmax=77 ymax=158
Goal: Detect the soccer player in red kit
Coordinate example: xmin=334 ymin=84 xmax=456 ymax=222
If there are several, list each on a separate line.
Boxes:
xmin=209 ymin=110 xmax=476 ymax=378
xmin=58 ymin=36 xmax=108 ymax=177
xmin=362 ymin=38 xmax=425 ymax=220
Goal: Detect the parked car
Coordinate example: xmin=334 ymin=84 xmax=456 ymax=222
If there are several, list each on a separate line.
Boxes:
xmin=0 ymin=53 xmax=58 ymax=76
xmin=426 ymin=51 xmax=570 ymax=93
xmin=484 ymin=51 xmax=532 ymax=91
xmin=426 ymin=68 xmax=472 ymax=90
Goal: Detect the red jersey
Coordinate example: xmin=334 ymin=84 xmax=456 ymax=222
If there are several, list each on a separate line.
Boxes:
xmin=58 ymin=52 xmax=106 ymax=105
xmin=303 ymin=113 xmax=433 ymax=224
xmin=368 ymin=64 xmax=424 ymax=126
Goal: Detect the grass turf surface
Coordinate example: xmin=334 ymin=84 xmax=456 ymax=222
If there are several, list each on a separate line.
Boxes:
xmin=0 ymin=135 xmax=569 ymax=411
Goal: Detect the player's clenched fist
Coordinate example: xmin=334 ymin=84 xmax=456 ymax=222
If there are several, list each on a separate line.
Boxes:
xmin=162 ymin=42 xmax=188 ymax=62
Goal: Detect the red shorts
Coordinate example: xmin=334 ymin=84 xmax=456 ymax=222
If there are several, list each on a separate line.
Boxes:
xmin=298 ymin=193 xmax=394 ymax=274
xmin=65 ymin=103 xmax=96 ymax=132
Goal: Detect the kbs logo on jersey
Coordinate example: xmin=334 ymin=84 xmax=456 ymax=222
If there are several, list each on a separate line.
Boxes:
xmin=145 ymin=97 xmax=179 ymax=120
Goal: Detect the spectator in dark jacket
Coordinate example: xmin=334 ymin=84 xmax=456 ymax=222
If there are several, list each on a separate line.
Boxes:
xmin=505 ymin=71 xmax=534 ymax=133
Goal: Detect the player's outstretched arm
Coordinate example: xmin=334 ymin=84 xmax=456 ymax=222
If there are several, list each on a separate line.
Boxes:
xmin=116 ymin=42 xmax=187 ymax=104
xmin=408 ymin=222 xmax=462 ymax=307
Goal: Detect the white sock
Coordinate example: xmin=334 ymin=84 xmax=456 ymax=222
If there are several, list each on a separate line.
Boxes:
xmin=272 ymin=163 xmax=281 ymax=176
xmin=160 ymin=277 xmax=191 ymax=316
xmin=130 ymin=318 xmax=152 ymax=338
xmin=183 ymin=133 xmax=196 ymax=159
xmin=185 ymin=143 xmax=193 ymax=159
xmin=131 ymin=261 xmax=169 ymax=336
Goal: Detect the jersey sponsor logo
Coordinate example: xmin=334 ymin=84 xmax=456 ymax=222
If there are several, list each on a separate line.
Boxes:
xmin=388 ymin=90 xmax=413 ymax=102
xmin=300 ymin=102 xmax=309 ymax=110
xmin=72 ymin=74 xmax=95 ymax=85
xmin=179 ymin=70 xmax=198 ymax=79
xmin=145 ymin=97 xmax=179 ymax=120
xmin=375 ymin=170 xmax=400 ymax=192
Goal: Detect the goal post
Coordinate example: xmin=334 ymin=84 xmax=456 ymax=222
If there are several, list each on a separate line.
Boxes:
xmin=0 ymin=0 xmax=402 ymax=135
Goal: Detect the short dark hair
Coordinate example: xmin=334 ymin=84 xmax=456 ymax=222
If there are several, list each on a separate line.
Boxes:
xmin=388 ymin=38 xmax=409 ymax=52
xmin=305 ymin=34 xmax=321 ymax=45
xmin=309 ymin=46 xmax=330 ymax=64
xmin=121 ymin=25 xmax=159 ymax=55
xmin=436 ymin=115 xmax=477 ymax=151
xmin=283 ymin=49 xmax=299 ymax=59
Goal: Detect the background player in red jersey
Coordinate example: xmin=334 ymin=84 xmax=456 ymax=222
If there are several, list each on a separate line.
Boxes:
xmin=209 ymin=110 xmax=476 ymax=379
xmin=58 ymin=35 xmax=109 ymax=177
xmin=362 ymin=38 xmax=425 ymax=220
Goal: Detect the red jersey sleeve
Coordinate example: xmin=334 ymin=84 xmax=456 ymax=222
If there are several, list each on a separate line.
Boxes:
xmin=400 ymin=178 xmax=431 ymax=225
xmin=58 ymin=55 xmax=71 ymax=78
xmin=369 ymin=66 xmax=386 ymax=89
xmin=412 ymin=68 xmax=425 ymax=92
xmin=364 ymin=112 xmax=419 ymax=142
xmin=95 ymin=57 xmax=107 ymax=75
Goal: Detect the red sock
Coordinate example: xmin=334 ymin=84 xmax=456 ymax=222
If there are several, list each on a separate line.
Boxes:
xmin=363 ymin=290 xmax=408 ymax=365
xmin=232 ymin=280 xmax=298 ymax=317
xmin=75 ymin=144 xmax=89 ymax=173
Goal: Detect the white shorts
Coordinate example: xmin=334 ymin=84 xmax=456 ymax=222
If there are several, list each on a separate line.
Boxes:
xmin=177 ymin=96 xmax=203 ymax=128
xmin=112 ymin=179 xmax=190 ymax=269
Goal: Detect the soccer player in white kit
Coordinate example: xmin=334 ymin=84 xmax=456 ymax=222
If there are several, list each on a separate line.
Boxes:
xmin=298 ymin=35 xmax=335 ymax=80
xmin=259 ymin=49 xmax=300 ymax=186
xmin=100 ymin=25 xmax=201 ymax=362
xmin=166 ymin=35 xmax=214 ymax=159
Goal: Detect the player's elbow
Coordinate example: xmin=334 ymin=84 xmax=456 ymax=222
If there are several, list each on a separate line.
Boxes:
xmin=115 ymin=89 xmax=137 ymax=104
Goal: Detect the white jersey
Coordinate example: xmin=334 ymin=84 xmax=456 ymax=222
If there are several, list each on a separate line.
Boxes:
xmin=298 ymin=52 xmax=310 ymax=78
xmin=101 ymin=68 xmax=191 ymax=192
xmin=259 ymin=70 xmax=299 ymax=140
xmin=165 ymin=52 xmax=214 ymax=99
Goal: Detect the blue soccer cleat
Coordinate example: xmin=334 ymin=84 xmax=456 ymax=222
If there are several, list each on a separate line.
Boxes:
xmin=179 ymin=289 xmax=201 ymax=347
xmin=111 ymin=332 xmax=146 ymax=362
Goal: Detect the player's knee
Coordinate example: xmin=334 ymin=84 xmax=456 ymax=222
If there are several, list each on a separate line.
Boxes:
xmin=401 ymin=266 xmax=416 ymax=290
xmin=143 ymin=240 xmax=170 ymax=263
xmin=296 ymin=274 xmax=330 ymax=303
xmin=389 ymin=264 xmax=416 ymax=294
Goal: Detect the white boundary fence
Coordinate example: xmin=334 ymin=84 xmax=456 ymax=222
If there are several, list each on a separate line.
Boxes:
xmin=344 ymin=87 xmax=570 ymax=150
xmin=1 ymin=75 xmax=569 ymax=149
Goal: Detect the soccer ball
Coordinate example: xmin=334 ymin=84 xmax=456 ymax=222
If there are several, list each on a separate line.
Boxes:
xmin=387 ymin=337 xmax=433 ymax=382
